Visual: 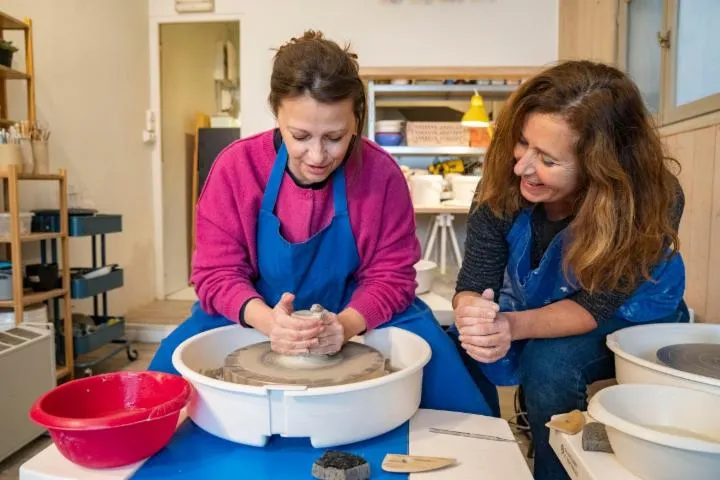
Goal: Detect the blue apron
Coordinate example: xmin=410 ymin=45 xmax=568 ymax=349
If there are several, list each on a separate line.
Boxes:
xmin=143 ymin=143 xmax=494 ymax=478
xmin=448 ymin=207 xmax=686 ymax=387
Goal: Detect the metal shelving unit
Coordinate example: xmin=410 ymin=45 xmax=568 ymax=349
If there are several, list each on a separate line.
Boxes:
xmin=363 ymin=67 xmax=535 ymax=158
xmin=368 ymin=82 xmax=502 ymax=152
xmin=362 ymin=68 xmax=537 ymax=274
xmin=382 ymin=146 xmax=487 ymax=156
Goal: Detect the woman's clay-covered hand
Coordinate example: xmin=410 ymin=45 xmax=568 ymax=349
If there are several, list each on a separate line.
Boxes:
xmin=308 ymin=304 xmax=345 ymax=355
xmin=455 ymin=289 xmax=513 ymax=363
xmin=269 ymin=293 xmax=323 ymax=355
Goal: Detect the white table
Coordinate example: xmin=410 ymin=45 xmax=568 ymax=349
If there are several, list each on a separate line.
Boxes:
xmin=21 ymin=409 xmax=533 ymax=479
xmin=549 ymin=413 xmax=639 ymax=480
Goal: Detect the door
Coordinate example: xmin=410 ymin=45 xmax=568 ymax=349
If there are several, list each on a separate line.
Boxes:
xmin=153 ymin=19 xmax=240 ymax=299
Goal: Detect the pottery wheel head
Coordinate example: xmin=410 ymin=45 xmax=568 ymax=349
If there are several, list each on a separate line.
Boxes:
xmin=267 ymin=351 xmax=344 ymax=370
xmin=220 ymin=341 xmax=389 ymax=387
xmin=656 ymin=343 xmax=720 ymax=381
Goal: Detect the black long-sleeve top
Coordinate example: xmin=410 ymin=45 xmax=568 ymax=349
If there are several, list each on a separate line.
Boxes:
xmin=455 ymin=181 xmax=685 ymax=324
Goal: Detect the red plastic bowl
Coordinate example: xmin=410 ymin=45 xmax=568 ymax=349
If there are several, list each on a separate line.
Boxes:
xmin=29 ymin=371 xmax=192 ymax=469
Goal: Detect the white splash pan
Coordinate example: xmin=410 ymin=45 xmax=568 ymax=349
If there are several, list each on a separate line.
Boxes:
xmin=588 ymin=383 xmax=720 ymax=480
xmin=607 ymin=323 xmax=720 ymax=395
xmin=172 ymin=325 xmax=431 ymax=447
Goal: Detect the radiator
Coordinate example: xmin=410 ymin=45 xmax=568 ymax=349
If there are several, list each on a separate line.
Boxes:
xmin=0 ymin=323 xmax=56 ymax=462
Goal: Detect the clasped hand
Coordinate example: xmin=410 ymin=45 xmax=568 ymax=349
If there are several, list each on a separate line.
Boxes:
xmin=454 ymin=289 xmax=512 ymax=363
xmin=269 ymin=293 xmax=344 ymax=355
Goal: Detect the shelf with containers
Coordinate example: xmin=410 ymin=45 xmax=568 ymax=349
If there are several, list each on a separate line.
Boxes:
xmin=0 ymin=166 xmax=73 ymax=380
xmin=360 ymin=67 xmax=540 ymax=274
xmin=31 ymin=210 xmax=137 ymax=377
xmin=362 ymin=67 xmax=538 ymax=161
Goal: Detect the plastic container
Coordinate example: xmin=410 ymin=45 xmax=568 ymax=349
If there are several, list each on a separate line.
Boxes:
xmin=29 ymin=371 xmax=192 ymax=468
xmin=375 ymin=120 xmax=404 ymax=133
xmin=0 ymin=268 xmax=11 ymax=301
xmin=56 ymin=316 xmax=126 ymax=356
xmin=31 ymin=213 xmax=121 ymax=236
xmin=414 ymin=260 xmax=436 ymax=294
xmin=450 ymin=175 xmax=481 ymax=204
xmin=0 ymin=212 xmax=34 ymax=236
xmin=588 ymin=383 xmax=720 ymax=480
xmin=172 ymin=325 xmax=431 ymax=448
xmin=409 ymin=174 xmax=444 ymax=206
xmin=0 ymin=303 xmax=48 ymax=331
xmin=375 ymin=132 xmax=403 ymax=146
xmin=71 ymin=267 xmax=124 ymax=298
xmin=607 ymin=323 xmax=720 ymax=396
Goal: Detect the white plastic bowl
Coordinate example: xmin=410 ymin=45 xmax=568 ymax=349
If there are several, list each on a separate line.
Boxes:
xmin=172 ymin=325 xmax=431 ymax=448
xmin=588 ymin=383 xmax=720 ymax=480
xmin=414 ymin=260 xmax=436 ymax=294
xmin=607 ymin=323 xmax=720 ymax=395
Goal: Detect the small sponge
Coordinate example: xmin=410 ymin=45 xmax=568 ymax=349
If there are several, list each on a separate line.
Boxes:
xmin=582 ymin=422 xmax=613 ymax=453
xmin=312 ymin=451 xmax=370 ymax=480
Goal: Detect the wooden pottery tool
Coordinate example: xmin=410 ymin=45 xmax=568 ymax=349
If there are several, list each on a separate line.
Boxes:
xmin=381 ymin=453 xmax=456 ymax=473
xmin=545 ymin=409 xmax=586 ymax=435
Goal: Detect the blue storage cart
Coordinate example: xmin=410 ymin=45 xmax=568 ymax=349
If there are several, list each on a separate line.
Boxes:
xmin=33 ymin=212 xmax=138 ymax=376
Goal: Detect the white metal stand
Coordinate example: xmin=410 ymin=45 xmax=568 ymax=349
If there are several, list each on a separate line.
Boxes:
xmin=423 ymin=213 xmax=463 ymax=274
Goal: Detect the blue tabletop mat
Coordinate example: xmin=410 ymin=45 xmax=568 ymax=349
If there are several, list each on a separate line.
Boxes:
xmin=132 ymin=420 xmax=409 ymax=479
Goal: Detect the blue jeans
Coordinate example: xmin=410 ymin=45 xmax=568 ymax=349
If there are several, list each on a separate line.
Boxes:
xmin=449 ymin=301 xmax=690 ymax=480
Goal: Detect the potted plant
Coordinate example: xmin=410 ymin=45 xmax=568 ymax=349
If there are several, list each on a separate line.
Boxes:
xmin=0 ymin=40 xmax=18 ymax=68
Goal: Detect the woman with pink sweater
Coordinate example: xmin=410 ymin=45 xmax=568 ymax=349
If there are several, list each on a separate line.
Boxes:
xmin=148 ymin=30 xmax=495 ymax=416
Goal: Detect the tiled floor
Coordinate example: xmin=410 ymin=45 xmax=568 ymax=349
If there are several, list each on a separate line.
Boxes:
xmin=0 ymin=266 xmax=533 ymax=479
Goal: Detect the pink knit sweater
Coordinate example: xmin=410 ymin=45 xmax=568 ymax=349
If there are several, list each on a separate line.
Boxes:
xmin=191 ymin=129 xmax=420 ymax=330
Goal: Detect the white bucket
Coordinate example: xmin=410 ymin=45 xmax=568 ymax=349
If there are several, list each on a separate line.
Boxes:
xmin=409 ymin=175 xmax=444 ymax=206
xmin=450 ymin=175 xmax=481 ymax=205
xmin=414 ymin=260 xmax=436 ymax=294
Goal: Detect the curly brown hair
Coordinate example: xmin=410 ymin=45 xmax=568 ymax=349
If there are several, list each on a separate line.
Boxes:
xmin=478 ymin=60 xmax=681 ymax=293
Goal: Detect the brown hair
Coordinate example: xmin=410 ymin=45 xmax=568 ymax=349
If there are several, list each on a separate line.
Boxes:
xmin=268 ymin=30 xmax=366 ymax=141
xmin=478 ymin=60 xmax=681 ymax=293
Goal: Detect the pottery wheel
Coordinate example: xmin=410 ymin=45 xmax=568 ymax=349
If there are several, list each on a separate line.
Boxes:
xmin=656 ymin=343 xmax=720 ymax=380
xmin=214 ymin=341 xmax=389 ymax=387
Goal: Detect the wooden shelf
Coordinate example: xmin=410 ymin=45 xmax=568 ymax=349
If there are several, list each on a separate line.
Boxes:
xmin=0 ymin=64 xmax=30 ymax=80
xmin=0 ymin=169 xmax=64 ymax=180
xmin=0 ymin=232 xmax=65 ymax=243
xmin=56 ymin=365 xmax=70 ymax=379
xmin=0 ymin=11 xmax=28 ymax=30
xmin=0 ymin=288 xmax=67 ymax=308
xmin=360 ymin=66 xmax=541 ymax=81
xmin=17 ymin=172 xmax=63 ymax=180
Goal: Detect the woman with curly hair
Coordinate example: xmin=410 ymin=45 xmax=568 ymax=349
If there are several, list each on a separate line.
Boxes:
xmin=451 ymin=60 xmax=689 ymax=479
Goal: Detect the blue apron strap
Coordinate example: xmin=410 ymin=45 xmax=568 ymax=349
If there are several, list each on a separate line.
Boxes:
xmin=260 ymin=143 xmax=289 ymax=213
xmin=332 ymin=165 xmax=348 ymax=215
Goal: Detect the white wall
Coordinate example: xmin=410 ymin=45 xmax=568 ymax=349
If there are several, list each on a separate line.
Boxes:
xmin=159 ymin=21 xmax=239 ymax=296
xmin=150 ymin=0 xmax=559 ymax=136
xmin=3 ymin=0 xmax=154 ymax=315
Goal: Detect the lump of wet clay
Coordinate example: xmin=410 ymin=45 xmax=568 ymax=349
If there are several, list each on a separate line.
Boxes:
xmin=582 ymin=422 xmax=613 ymax=453
xmin=311 ymin=451 xmax=370 ymax=480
